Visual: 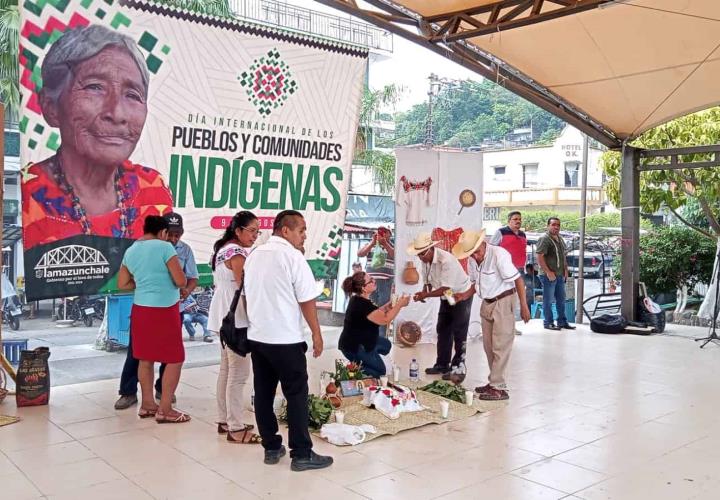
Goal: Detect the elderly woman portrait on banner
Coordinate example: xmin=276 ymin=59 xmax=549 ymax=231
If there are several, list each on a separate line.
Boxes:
xmin=21 ymin=24 xmax=173 ymax=249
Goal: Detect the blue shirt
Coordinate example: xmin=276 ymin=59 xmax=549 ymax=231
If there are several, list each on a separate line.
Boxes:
xmin=122 ymin=239 xmax=180 ymax=307
xmin=174 ymin=240 xmax=199 ymax=279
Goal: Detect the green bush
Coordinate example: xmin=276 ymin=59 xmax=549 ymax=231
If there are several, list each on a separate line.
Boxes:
xmin=613 ymin=226 xmax=716 ymax=296
xmin=499 ymin=210 xmax=652 ymax=234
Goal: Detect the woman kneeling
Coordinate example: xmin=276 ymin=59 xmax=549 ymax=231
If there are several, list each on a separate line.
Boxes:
xmin=338 ymin=272 xmax=409 ymax=378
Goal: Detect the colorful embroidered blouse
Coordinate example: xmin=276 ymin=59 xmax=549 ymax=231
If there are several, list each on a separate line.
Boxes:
xmin=21 ymin=159 xmax=174 ymax=249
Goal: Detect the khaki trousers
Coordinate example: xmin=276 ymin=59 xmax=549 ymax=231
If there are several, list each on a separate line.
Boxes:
xmin=480 ymin=294 xmax=516 ymax=390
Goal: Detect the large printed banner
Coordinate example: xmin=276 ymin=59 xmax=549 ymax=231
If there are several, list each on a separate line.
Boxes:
xmin=19 ymin=0 xmax=367 ymax=300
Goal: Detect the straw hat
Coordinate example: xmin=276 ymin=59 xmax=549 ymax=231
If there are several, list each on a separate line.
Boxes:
xmin=406 ymin=233 xmax=440 ymax=256
xmin=451 ymin=230 xmax=487 ymax=260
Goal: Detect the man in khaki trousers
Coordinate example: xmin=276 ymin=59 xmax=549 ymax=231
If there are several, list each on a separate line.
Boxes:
xmin=452 ymin=230 xmax=531 ymax=401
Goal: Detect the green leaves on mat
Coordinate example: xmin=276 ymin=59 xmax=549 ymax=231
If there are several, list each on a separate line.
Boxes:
xmin=419 ymin=380 xmax=468 ymax=404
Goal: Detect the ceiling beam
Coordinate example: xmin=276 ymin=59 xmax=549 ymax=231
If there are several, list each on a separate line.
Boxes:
xmin=430 ymin=0 xmax=611 ymax=43
xmin=312 ymin=0 xmax=620 ymax=148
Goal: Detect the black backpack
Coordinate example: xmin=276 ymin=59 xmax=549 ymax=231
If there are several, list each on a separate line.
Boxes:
xmin=219 ymin=290 xmax=250 ymax=356
xmin=590 ymin=314 xmax=628 ymax=334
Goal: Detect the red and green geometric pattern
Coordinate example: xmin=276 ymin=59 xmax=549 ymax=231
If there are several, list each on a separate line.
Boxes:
xmin=238 ymin=48 xmax=297 ymax=117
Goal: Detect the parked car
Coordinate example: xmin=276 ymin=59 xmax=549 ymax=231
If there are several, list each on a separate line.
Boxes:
xmin=566 ymin=251 xmax=613 ymax=278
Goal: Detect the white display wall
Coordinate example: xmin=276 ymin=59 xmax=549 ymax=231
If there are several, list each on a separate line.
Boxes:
xmin=393 ymin=149 xmax=484 ymax=343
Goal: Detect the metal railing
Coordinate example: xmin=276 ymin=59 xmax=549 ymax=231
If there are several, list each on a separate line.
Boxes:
xmin=229 ymin=0 xmax=393 ymax=51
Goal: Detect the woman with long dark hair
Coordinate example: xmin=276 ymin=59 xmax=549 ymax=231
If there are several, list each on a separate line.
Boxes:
xmin=338 ymin=272 xmax=409 ymax=378
xmin=117 ymin=215 xmax=188 ymax=423
xmin=208 ymin=211 xmax=261 ymax=444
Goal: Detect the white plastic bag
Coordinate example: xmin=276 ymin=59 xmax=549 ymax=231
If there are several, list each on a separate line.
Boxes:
xmin=320 ymin=423 xmax=376 ymax=446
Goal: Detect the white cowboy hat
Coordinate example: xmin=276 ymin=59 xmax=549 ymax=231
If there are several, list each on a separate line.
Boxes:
xmin=406 ymin=233 xmax=440 ymax=256
xmin=451 ymin=230 xmax=487 ymax=260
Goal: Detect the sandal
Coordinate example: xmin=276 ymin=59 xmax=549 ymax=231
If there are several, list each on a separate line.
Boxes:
xmin=226 ymin=428 xmax=262 ymax=444
xmin=155 ymin=410 xmax=191 ymax=424
xmin=138 ymin=407 xmax=158 ymax=419
xmin=217 ymin=423 xmax=254 ymax=434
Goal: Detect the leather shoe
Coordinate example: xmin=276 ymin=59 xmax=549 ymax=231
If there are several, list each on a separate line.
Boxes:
xmin=264 ymin=445 xmax=286 ymax=465
xmin=425 ymin=365 xmax=450 ymax=375
xmin=544 ymin=324 xmax=561 ymax=331
xmin=114 ymin=394 xmax=138 ymax=410
xmin=291 ymin=451 xmax=333 ymax=471
xmin=558 ymin=324 xmax=576 ymax=330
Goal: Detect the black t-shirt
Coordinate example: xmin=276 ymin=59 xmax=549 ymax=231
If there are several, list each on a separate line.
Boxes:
xmin=339 ymin=296 xmax=379 ymax=353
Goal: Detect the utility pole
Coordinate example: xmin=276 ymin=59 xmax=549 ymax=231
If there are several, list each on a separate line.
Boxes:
xmin=575 ymin=132 xmax=589 ymax=324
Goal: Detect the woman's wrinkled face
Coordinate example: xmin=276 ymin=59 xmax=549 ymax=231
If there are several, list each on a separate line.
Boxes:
xmin=43 ymin=46 xmax=147 ymax=168
xmin=362 ymin=273 xmax=376 ymax=295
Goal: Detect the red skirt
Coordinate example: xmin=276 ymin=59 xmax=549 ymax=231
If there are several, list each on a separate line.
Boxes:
xmin=130 ymin=302 xmax=185 ymax=363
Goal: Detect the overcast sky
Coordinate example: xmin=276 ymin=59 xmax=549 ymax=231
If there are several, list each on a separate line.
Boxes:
xmin=284 ymin=0 xmax=484 ymax=111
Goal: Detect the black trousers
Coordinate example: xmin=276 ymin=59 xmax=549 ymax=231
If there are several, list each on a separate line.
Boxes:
xmin=435 ymin=297 xmax=473 ymax=368
xmin=118 ymin=332 xmax=166 ymax=396
xmin=250 ymin=340 xmax=312 ymax=459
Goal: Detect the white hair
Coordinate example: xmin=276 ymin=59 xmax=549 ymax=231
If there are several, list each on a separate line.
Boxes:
xmin=41 ymin=24 xmax=150 ymax=106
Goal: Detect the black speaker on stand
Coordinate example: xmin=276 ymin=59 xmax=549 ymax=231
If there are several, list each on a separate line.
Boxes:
xmin=695 ymin=247 xmax=720 ymax=348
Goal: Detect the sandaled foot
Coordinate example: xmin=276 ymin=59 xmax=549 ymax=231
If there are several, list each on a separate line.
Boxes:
xmin=227 ymin=428 xmax=262 ymax=444
xmin=155 ymin=409 xmax=191 ymax=424
xmin=138 ymin=406 xmax=159 ymax=419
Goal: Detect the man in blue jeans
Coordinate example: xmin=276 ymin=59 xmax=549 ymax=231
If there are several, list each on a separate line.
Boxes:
xmin=536 ymin=217 xmax=576 ymax=331
xmin=114 ymin=213 xmax=199 ymax=410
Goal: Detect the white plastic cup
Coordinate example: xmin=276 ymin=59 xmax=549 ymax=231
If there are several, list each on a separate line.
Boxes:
xmin=393 ymin=366 xmax=401 ymax=382
xmin=465 ymin=390 xmax=474 ymax=406
xmin=439 ymin=400 xmax=450 ymax=419
xmin=335 ymin=411 xmax=345 ymax=424
xmin=380 ymin=376 xmax=389 ymax=387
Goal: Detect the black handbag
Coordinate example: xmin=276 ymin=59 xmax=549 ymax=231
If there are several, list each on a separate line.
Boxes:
xmin=219 ymin=289 xmax=250 ymax=356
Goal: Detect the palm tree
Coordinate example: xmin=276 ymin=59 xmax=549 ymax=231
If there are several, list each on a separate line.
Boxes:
xmin=355 ymin=84 xmax=404 ymax=194
xmin=0 ymin=0 xmax=19 ymax=123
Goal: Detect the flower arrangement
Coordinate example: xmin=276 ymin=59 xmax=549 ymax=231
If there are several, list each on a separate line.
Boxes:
xmin=328 ymin=359 xmax=366 ymax=382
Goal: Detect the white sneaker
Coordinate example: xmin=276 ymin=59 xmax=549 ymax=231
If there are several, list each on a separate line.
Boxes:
xmin=514 ymin=328 xmax=522 ymax=335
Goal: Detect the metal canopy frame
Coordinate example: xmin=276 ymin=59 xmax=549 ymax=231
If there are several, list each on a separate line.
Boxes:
xmin=621 ymin=143 xmax=720 ymax=320
xmin=313 ymin=1 xmax=720 ymax=322
xmin=314 ymin=0 xmax=620 ymax=148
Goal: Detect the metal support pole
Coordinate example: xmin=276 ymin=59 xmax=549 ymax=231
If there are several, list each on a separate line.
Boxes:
xmin=621 ymin=144 xmax=640 ymax=320
xmin=575 ymin=133 xmax=589 ymax=323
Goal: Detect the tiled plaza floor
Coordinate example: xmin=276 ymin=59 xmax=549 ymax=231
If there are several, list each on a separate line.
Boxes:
xmin=3 ymin=320 xmax=720 ymax=499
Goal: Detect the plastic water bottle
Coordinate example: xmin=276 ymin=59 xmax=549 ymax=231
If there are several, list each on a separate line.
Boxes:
xmin=409 ymin=359 xmax=419 ymax=382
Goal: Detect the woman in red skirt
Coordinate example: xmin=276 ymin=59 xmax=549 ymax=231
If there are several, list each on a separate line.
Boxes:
xmin=118 ymin=215 xmax=189 ymax=423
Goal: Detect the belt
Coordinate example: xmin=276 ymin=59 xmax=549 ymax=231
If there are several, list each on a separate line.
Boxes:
xmin=484 ymin=288 xmax=515 ymax=304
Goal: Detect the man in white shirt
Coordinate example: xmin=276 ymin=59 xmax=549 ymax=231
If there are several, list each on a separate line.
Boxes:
xmin=244 ymin=210 xmax=333 ymax=472
xmin=453 ymin=230 xmax=531 ymax=401
xmin=408 ymin=233 xmax=473 ymax=378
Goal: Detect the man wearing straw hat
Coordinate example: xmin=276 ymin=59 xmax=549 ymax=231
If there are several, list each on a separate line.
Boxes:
xmin=407 ymin=233 xmax=473 ymax=378
xmin=452 ymin=230 xmax=531 ymax=401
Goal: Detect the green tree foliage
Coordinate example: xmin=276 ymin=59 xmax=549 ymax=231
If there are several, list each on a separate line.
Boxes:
xmin=355 ymin=84 xmax=404 ymax=194
xmin=393 ymin=79 xmax=565 ymax=147
xmin=600 ymin=108 xmax=720 ymax=239
xmin=500 ymin=209 xmax=652 ymax=234
xmin=0 ymin=0 xmax=19 ymax=122
xmin=623 ymin=226 xmax=716 ymax=296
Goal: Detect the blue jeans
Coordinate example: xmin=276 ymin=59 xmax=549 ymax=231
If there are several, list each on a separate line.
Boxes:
xmin=183 ymin=312 xmax=210 ymax=337
xmin=341 ymin=337 xmax=392 ymax=378
xmin=540 ymin=275 xmax=569 ymax=327
xmin=370 ymin=278 xmax=392 ymax=337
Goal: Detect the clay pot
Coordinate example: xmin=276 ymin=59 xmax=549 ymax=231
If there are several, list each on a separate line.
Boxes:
xmin=326 ymin=382 xmax=337 ymax=395
xmin=402 ymin=261 xmax=419 ymax=285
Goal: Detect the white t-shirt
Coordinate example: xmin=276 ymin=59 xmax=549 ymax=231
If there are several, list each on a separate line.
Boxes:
xmin=468 ymin=245 xmax=520 ymax=299
xmin=244 ymin=236 xmax=317 ymax=344
xmin=422 ymin=248 xmax=471 ymax=296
